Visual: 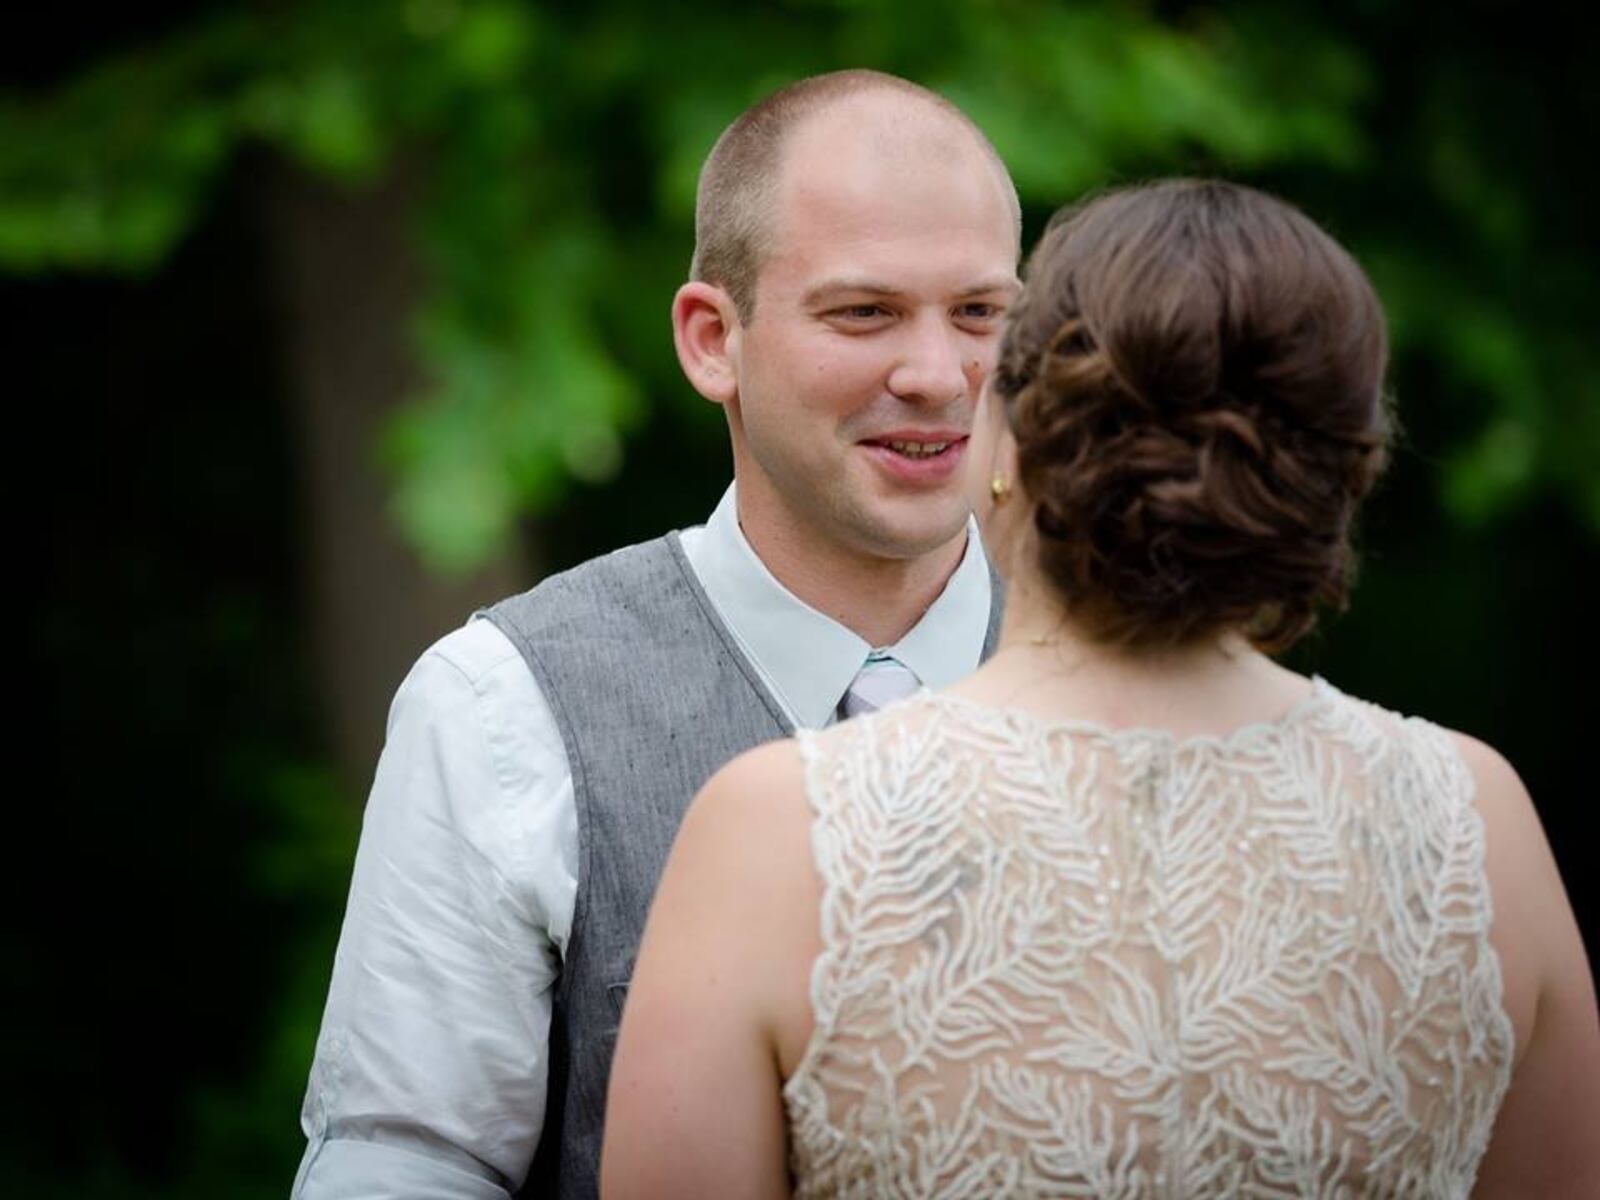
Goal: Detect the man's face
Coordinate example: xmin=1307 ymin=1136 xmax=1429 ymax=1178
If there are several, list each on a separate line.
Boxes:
xmin=725 ymin=104 xmax=1020 ymax=565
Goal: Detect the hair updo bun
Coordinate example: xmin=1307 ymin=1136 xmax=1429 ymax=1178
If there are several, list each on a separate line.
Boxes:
xmin=991 ymin=179 xmax=1392 ymax=652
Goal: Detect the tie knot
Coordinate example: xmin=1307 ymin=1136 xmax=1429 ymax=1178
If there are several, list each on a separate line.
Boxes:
xmin=837 ymin=654 xmax=921 ymax=721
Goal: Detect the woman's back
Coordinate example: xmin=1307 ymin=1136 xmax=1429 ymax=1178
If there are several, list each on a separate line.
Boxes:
xmin=786 ymin=682 xmax=1513 ymax=1198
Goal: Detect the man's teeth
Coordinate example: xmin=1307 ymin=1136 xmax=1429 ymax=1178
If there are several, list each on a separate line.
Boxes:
xmin=886 ymin=440 xmax=951 ymax=457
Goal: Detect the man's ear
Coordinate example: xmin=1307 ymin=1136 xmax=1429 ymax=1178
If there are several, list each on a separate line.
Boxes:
xmin=672 ymin=281 xmax=740 ymax=406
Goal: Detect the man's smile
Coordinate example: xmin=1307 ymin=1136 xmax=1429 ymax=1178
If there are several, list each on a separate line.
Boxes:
xmin=858 ymin=432 xmax=970 ymax=482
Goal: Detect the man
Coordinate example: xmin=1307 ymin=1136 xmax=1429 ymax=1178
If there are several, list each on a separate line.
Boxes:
xmin=293 ymin=68 xmax=1022 ymax=1198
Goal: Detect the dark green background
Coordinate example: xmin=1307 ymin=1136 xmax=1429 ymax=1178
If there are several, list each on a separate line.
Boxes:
xmin=7 ymin=2 xmax=1595 ymax=1194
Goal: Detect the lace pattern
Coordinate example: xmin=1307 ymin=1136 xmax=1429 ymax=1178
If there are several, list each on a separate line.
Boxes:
xmin=784 ymin=680 xmax=1512 ymax=1198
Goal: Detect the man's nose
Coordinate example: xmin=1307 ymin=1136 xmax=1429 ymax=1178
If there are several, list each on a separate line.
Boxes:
xmin=886 ymin=315 xmax=972 ymax=406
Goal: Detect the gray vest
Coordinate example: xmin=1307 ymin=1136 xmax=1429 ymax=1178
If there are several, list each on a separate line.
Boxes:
xmin=486 ymin=532 xmax=1003 ymax=1198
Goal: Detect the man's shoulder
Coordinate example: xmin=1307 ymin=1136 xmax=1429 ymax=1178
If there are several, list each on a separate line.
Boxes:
xmin=420 ymin=618 xmax=528 ymax=691
xmin=530 ymin=533 xmax=683 ymax=593
xmin=486 ymin=533 xmax=689 ymax=637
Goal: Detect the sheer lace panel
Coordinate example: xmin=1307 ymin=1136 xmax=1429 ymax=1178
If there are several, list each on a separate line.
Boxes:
xmin=784 ymin=680 xmax=1512 ymax=1199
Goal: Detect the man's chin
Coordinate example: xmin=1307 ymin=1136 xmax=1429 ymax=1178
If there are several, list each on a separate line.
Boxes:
xmin=842 ymin=503 xmax=972 ymax=564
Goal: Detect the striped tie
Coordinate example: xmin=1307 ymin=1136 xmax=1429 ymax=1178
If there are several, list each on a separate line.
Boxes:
xmin=836 ymin=653 xmax=922 ymax=721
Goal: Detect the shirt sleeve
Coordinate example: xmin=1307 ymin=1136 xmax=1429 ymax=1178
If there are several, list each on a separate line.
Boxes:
xmin=293 ymin=618 xmax=578 ymax=1198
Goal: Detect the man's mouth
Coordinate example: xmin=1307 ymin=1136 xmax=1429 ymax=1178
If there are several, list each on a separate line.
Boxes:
xmin=883 ymin=439 xmax=954 ymax=459
xmin=857 ymin=433 xmax=970 ymax=484
xmin=863 ymin=434 xmax=967 ymax=459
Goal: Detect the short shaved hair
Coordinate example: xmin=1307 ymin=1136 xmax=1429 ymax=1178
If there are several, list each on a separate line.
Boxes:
xmin=690 ymin=69 xmax=1020 ymax=322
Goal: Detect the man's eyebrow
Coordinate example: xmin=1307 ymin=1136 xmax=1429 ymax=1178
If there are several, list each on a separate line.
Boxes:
xmin=959 ymin=277 xmax=1024 ymax=299
xmin=801 ymin=279 xmax=901 ymax=306
xmin=802 ymin=276 xmax=1022 ymax=306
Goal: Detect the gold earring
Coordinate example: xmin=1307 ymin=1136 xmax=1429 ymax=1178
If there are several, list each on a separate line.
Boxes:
xmin=990 ymin=475 xmax=1012 ymax=503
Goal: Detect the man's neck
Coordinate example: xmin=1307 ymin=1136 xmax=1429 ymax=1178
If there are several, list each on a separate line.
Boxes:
xmin=734 ymin=498 xmax=969 ymax=649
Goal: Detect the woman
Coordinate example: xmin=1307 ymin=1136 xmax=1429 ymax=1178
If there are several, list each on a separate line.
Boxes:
xmin=601 ymin=180 xmax=1600 ymax=1197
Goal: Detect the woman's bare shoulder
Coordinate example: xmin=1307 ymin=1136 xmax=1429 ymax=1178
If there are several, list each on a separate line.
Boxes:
xmin=1441 ymin=729 xmax=1578 ymax=1057
xmin=671 ymin=737 xmax=817 ymax=912
xmin=1444 ymin=733 xmax=1600 ymax=1193
xmin=690 ymin=738 xmax=809 ymax=832
xmin=1443 ymin=729 xmax=1550 ymax=908
xmin=1446 ymin=729 xmax=1527 ymax=804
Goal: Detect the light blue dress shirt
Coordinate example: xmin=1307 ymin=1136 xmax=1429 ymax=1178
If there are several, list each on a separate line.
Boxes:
xmin=293 ymin=485 xmax=993 ymax=1198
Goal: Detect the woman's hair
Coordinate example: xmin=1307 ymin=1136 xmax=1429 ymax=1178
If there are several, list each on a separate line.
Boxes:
xmin=992 ymin=179 xmax=1392 ymax=652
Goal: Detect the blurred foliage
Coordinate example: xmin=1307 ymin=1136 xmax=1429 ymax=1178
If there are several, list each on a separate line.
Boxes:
xmin=6 ymin=174 xmax=357 ymax=1197
xmin=9 ymin=0 xmax=1594 ymax=573
xmin=6 ymin=1 xmax=1597 ymax=1195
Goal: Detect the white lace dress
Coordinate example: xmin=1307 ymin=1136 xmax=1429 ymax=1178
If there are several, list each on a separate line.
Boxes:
xmin=784 ymin=679 xmax=1513 ymax=1198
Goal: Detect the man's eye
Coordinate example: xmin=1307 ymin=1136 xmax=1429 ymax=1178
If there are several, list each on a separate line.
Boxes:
xmin=835 ymin=305 xmax=887 ymax=320
xmin=957 ymin=303 xmax=1002 ymax=321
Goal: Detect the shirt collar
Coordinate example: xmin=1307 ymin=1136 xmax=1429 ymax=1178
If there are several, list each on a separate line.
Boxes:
xmin=680 ymin=484 xmax=992 ymax=730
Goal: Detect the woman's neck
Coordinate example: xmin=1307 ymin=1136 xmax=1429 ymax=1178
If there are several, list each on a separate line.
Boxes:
xmin=952 ymin=571 xmax=1313 ymax=738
